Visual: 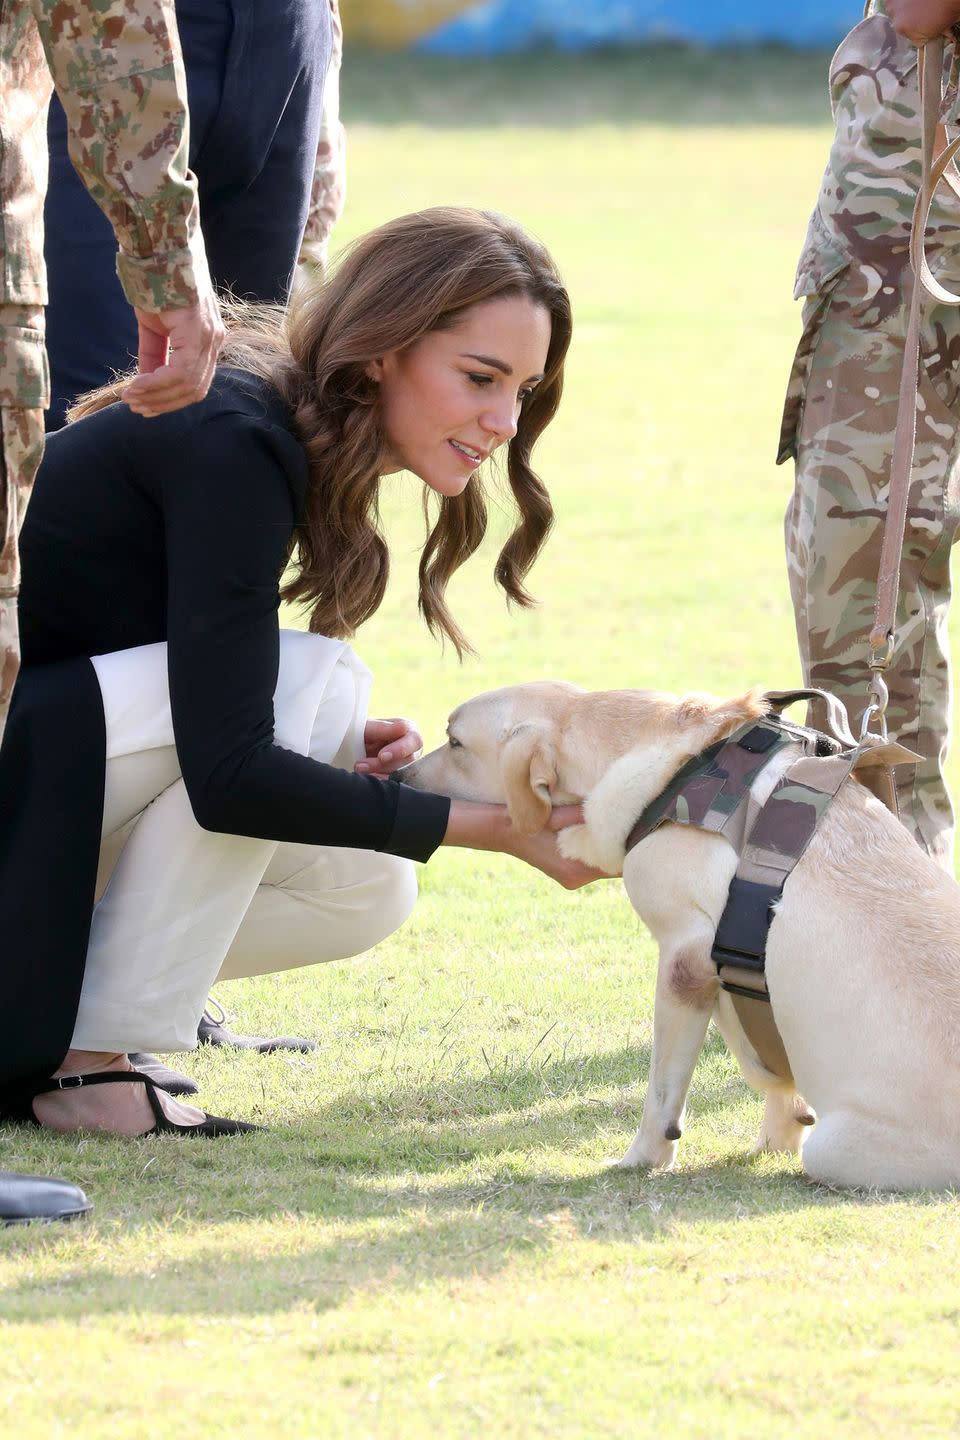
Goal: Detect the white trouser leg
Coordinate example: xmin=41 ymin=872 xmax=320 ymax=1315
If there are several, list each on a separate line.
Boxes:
xmin=70 ymin=632 xmax=393 ymax=1054
xmin=217 ymin=843 xmax=417 ymax=981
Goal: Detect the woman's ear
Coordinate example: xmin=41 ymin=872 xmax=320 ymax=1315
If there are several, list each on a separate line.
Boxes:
xmin=364 ymin=357 xmax=385 ymax=383
xmin=500 ymin=723 xmax=557 ymax=835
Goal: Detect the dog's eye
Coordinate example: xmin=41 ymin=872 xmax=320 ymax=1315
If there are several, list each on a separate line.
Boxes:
xmin=448 ymin=737 xmax=463 ymax=750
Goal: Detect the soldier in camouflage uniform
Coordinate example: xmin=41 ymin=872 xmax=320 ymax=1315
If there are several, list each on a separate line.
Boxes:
xmin=780 ymin=0 xmax=960 ymax=871
xmin=0 ymin=0 xmax=223 ymax=741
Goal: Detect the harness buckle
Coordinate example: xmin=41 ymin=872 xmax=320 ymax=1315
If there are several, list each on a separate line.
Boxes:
xmin=711 ymin=877 xmax=782 ymax=974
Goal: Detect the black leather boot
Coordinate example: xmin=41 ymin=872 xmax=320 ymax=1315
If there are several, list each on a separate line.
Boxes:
xmin=0 ymin=1170 xmax=92 ymax=1225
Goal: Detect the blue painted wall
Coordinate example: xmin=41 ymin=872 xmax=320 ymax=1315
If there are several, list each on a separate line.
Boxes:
xmin=412 ymin=1 xmax=866 ymax=55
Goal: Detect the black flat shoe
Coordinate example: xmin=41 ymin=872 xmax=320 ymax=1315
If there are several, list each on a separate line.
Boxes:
xmin=198 ymin=999 xmax=317 ymax=1054
xmin=4 ymin=1070 xmax=261 ymax=1138
xmin=128 ymin=1052 xmax=199 ymax=1097
xmin=0 ymin=1170 xmax=92 ymax=1226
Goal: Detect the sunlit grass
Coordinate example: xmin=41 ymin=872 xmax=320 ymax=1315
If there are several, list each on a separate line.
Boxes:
xmin=4 ymin=47 xmax=960 ymax=1440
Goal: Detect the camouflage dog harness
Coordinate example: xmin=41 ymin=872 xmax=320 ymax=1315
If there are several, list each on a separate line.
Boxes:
xmin=624 ymin=689 xmax=920 ymax=1084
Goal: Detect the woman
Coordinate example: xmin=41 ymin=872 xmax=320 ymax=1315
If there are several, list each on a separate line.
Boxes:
xmin=0 ymin=207 xmax=596 ymax=1139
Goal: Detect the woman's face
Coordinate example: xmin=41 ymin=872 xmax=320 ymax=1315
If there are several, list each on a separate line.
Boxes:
xmin=369 ymin=295 xmax=553 ymax=497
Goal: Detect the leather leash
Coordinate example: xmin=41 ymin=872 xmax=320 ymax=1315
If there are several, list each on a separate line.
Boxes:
xmin=866 ymin=35 xmax=960 ymax=735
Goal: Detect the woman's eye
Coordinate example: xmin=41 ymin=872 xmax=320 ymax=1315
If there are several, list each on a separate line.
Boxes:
xmin=518 ymin=387 xmax=535 ymax=402
xmin=467 ymin=372 xmax=493 ymax=388
xmin=448 ymin=737 xmax=463 ymax=750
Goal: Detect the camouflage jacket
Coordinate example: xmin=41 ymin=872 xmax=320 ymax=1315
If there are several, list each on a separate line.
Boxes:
xmin=0 ymin=0 xmax=205 ymax=333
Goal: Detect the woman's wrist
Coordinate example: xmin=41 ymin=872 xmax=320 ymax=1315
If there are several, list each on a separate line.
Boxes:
xmin=441 ymin=798 xmax=517 ymax=856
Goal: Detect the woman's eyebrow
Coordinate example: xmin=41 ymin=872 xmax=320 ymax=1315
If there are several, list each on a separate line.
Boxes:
xmin=460 ymin=352 xmax=545 ymax=382
xmin=461 ymin=351 xmax=511 ymax=375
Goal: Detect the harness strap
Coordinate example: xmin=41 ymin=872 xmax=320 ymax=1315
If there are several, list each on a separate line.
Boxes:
xmin=623 ymin=692 xmax=922 ymax=1089
xmin=712 ymin=736 xmax=922 ymax=1083
xmin=625 ymin=706 xmax=838 ymax=858
xmin=712 ymin=748 xmax=860 ymax=1083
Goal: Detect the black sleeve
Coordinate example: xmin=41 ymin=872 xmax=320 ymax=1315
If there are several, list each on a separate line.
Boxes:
xmin=161 ymin=409 xmax=450 ymax=862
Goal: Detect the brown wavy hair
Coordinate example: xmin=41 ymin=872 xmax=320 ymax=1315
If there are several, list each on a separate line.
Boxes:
xmin=70 ymin=206 xmax=572 ymax=657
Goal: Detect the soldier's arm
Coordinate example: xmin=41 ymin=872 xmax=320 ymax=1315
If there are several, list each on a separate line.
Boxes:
xmin=886 ymin=0 xmax=960 ymax=44
xmin=30 ymin=0 xmax=223 ymax=413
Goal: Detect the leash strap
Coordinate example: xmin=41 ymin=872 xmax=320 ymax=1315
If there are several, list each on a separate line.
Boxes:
xmin=870 ymin=38 xmax=960 ymax=669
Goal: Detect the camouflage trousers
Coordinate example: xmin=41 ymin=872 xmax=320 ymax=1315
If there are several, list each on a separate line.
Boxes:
xmin=782 ymin=262 xmax=960 ymax=871
xmin=0 ymin=308 xmax=47 ymax=743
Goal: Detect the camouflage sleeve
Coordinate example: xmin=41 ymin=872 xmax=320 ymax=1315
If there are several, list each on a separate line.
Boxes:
xmin=30 ymin=0 xmax=207 ymax=312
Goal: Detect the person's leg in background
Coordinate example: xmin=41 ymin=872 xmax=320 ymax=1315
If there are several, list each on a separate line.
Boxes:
xmin=42 ymin=0 xmax=332 ymax=430
xmin=0 ymin=310 xmax=45 ymax=731
xmin=41 ymin=0 xmax=232 ymax=428
xmin=193 ymin=0 xmax=330 ymax=302
xmin=1 ymin=311 xmax=92 ymax=1218
xmin=778 ymin=12 xmax=960 ymax=873
xmin=783 ymin=268 xmax=960 ymax=872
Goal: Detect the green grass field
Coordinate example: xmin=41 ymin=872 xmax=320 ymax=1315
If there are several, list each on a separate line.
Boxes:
xmin=4 ymin=48 xmax=960 ymax=1439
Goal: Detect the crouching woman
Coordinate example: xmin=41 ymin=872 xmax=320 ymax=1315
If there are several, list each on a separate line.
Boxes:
xmin=0 ymin=206 xmax=599 ymax=1138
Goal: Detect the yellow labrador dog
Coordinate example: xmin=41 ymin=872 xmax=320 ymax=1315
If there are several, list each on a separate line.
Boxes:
xmin=400 ymin=681 xmax=960 ymax=1190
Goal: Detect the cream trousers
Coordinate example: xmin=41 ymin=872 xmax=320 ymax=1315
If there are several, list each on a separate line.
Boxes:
xmin=70 ymin=631 xmax=417 ymax=1054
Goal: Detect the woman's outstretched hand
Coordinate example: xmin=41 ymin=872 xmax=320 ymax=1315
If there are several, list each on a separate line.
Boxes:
xmin=355 ymin=717 xmax=423 ymax=777
xmin=442 ymin=799 xmax=614 ymax=890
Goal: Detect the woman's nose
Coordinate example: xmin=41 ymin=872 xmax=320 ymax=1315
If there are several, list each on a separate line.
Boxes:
xmin=481 ymin=398 xmax=519 ymax=442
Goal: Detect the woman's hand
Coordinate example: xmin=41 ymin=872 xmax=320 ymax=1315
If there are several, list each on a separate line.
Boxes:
xmin=355 ymin=717 xmax=423 ymax=777
xmin=441 ymin=799 xmax=613 ymax=890
xmin=886 ymin=0 xmax=960 ymax=44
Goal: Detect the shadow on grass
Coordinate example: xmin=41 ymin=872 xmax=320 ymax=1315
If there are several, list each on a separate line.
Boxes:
xmin=0 ymin=1032 xmax=905 ymax=1320
xmin=344 ymin=46 xmax=833 ymax=129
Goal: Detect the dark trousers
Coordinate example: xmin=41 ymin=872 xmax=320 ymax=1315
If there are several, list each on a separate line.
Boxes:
xmin=43 ymin=0 xmax=331 ymax=430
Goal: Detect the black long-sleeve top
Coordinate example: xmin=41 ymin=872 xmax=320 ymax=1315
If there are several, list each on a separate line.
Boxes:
xmin=18 ymin=367 xmax=451 ymax=860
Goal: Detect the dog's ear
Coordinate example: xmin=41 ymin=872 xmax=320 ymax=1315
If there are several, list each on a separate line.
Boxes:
xmin=500 ymin=723 xmax=557 ymax=835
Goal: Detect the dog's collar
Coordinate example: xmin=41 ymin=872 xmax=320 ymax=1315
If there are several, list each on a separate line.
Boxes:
xmin=624 ymin=713 xmax=834 ymax=859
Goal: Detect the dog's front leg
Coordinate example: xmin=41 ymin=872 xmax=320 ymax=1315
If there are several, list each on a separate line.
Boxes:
xmin=615 ymin=938 xmax=717 ymax=1170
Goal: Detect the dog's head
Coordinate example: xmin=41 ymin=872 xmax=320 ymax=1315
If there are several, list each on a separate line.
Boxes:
xmin=400 ymin=681 xmax=768 ymax=838
xmin=399 ymin=682 xmax=581 ymax=834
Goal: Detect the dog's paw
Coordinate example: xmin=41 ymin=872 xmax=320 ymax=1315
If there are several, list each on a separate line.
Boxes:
xmin=610 ymin=1135 xmax=678 ymax=1171
xmin=556 ymin=823 xmax=591 ymax=862
xmin=751 ymin=1091 xmax=815 ymax=1156
xmin=557 ymin=823 xmax=611 ymax=870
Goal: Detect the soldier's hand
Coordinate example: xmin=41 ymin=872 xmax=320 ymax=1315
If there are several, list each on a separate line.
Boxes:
xmin=887 ymin=0 xmax=960 ymax=44
xmin=123 ymin=287 xmax=225 ymax=417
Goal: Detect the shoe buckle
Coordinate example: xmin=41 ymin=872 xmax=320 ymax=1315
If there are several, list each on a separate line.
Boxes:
xmin=56 ymin=1074 xmax=83 ymax=1089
